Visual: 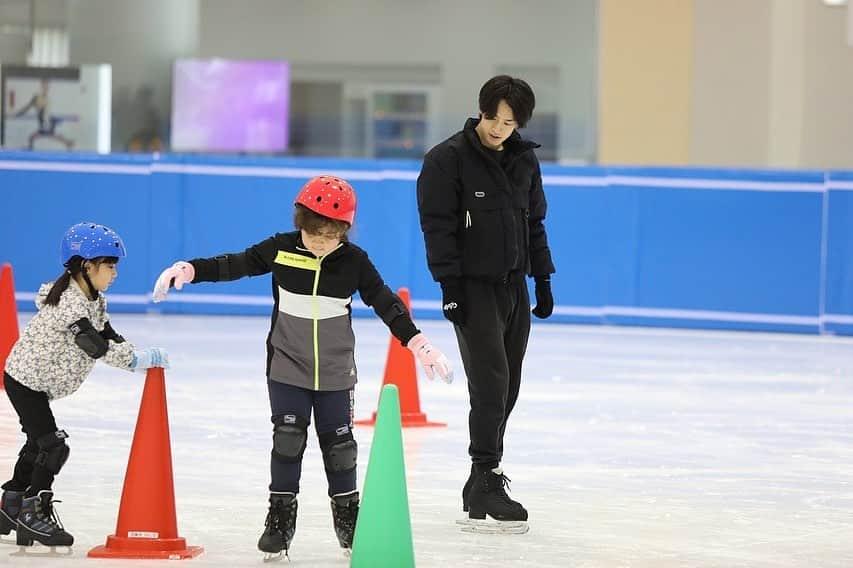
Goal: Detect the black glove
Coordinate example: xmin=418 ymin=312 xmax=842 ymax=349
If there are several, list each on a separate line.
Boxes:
xmin=439 ymin=277 xmax=466 ymax=325
xmin=531 ymin=275 xmax=553 ymax=319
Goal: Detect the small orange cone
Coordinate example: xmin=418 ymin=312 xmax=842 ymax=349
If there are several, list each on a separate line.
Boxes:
xmin=356 ymin=288 xmax=445 ymax=428
xmin=0 ymin=263 xmax=20 ymax=389
xmin=88 ymin=367 xmax=203 ymax=559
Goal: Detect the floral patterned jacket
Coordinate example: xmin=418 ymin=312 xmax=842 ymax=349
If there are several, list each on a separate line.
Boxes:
xmin=4 ymin=279 xmax=135 ymax=400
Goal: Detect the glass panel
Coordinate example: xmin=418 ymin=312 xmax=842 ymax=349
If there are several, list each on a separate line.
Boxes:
xmin=371 ymin=91 xmax=428 ymax=159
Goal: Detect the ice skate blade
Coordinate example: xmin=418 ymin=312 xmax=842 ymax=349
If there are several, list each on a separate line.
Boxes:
xmin=262 ymin=550 xmax=289 ymax=563
xmin=456 ymin=518 xmax=529 ymax=534
xmin=10 ymin=544 xmax=74 ymax=557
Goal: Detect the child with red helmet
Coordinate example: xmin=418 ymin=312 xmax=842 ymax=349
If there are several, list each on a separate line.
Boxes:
xmin=1 ymin=222 xmax=169 ymax=548
xmin=152 ymin=175 xmax=452 ymax=559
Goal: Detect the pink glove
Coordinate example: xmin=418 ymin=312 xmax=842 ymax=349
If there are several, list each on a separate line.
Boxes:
xmin=407 ymin=333 xmax=453 ymax=384
xmin=152 ymin=261 xmax=195 ymax=303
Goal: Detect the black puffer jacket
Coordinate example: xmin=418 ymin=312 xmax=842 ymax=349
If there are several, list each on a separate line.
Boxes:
xmin=416 ymin=117 xmax=555 ymax=282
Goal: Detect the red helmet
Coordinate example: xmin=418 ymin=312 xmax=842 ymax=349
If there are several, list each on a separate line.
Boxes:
xmin=294 ymin=175 xmax=357 ymax=225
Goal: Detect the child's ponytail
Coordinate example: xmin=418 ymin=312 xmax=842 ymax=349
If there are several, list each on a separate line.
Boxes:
xmin=44 ymin=256 xmax=83 ymax=306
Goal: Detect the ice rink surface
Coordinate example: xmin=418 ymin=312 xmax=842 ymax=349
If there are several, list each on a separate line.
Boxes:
xmin=1 ymin=313 xmax=852 ymax=567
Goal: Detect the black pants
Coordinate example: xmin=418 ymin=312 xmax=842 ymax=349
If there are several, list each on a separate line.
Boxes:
xmin=453 ymin=274 xmax=530 ymax=469
xmin=2 ymin=373 xmax=60 ymax=495
xmin=267 ymin=380 xmax=355 ymax=497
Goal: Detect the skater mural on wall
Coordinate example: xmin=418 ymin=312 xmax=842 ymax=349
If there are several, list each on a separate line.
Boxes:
xmin=11 ymin=78 xmax=77 ymax=150
xmin=0 ymin=65 xmax=112 ymax=153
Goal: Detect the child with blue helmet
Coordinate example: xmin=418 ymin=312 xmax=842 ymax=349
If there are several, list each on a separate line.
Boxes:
xmin=0 ymin=222 xmax=169 ymax=548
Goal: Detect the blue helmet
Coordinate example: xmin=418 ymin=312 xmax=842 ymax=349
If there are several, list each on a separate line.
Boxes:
xmin=60 ymin=222 xmax=127 ymax=265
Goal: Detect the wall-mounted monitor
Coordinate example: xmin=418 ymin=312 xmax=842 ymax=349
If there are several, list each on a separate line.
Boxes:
xmin=170 ymin=58 xmax=289 ymax=153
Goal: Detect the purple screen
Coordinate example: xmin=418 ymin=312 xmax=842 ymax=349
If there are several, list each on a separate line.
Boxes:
xmin=171 ymin=59 xmax=289 ymax=152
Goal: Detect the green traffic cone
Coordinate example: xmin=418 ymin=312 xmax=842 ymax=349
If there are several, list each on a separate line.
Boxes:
xmin=351 ymin=384 xmax=415 ymax=568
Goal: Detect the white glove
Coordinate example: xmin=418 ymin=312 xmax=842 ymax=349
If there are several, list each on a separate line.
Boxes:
xmin=407 ymin=333 xmax=453 ymax=384
xmin=130 ymin=347 xmax=170 ymax=371
xmin=152 ymin=261 xmax=195 ymax=303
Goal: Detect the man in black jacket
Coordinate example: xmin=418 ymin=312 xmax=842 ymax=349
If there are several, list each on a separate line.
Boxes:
xmin=417 ymin=75 xmax=555 ymax=527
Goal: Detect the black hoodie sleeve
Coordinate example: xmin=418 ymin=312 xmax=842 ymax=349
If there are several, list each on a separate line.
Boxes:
xmin=357 ymin=250 xmax=419 ymax=346
xmin=528 ymin=159 xmax=555 ymax=277
xmin=416 ymin=149 xmax=463 ymax=282
xmin=189 ymin=236 xmax=279 ymax=283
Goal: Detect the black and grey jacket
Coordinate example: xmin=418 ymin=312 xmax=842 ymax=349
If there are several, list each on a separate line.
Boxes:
xmin=416 ymin=117 xmax=555 ymax=283
xmin=188 ymin=231 xmax=419 ymax=391
xmin=5 ymin=280 xmax=135 ymax=400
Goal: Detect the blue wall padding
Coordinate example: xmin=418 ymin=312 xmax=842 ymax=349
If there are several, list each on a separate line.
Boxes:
xmin=1 ymin=151 xmax=850 ymax=334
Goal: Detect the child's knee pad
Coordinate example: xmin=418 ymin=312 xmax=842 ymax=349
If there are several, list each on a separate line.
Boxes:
xmin=35 ymin=430 xmax=70 ymax=474
xmin=272 ymin=414 xmax=309 ymax=463
xmin=320 ymin=427 xmax=357 ymax=474
xmin=17 ymin=444 xmax=38 ymax=466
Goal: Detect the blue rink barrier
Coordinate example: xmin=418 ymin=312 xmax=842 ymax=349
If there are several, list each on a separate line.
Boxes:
xmin=1 ymin=151 xmax=852 ymax=335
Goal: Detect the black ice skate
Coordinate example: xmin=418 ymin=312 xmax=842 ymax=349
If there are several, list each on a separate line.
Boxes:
xmin=330 ymin=491 xmax=359 ymax=553
xmin=462 ymin=464 xmax=475 ymax=512
xmin=457 ymin=467 xmax=529 ymax=535
xmin=16 ymin=490 xmax=74 ymax=547
xmin=0 ymin=489 xmax=24 ymax=535
xmin=257 ymin=492 xmax=297 ymax=561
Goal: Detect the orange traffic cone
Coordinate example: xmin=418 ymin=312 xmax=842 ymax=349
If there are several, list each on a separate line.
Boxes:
xmin=0 ymin=263 xmax=20 ymax=389
xmin=88 ymin=367 xmax=203 ymax=559
xmin=356 ymin=288 xmax=445 ymax=428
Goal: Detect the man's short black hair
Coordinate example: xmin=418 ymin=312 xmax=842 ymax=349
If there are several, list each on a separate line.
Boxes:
xmin=478 ymin=75 xmax=536 ymax=128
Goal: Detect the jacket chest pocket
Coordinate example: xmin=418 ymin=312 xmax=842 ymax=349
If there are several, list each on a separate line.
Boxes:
xmin=459 ymin=192 xmax=507 ymax=277
xmin=462 ymin=190 xmax=504 ymax=229
xmin=464 ymin=189 xmax=503 ymax=209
